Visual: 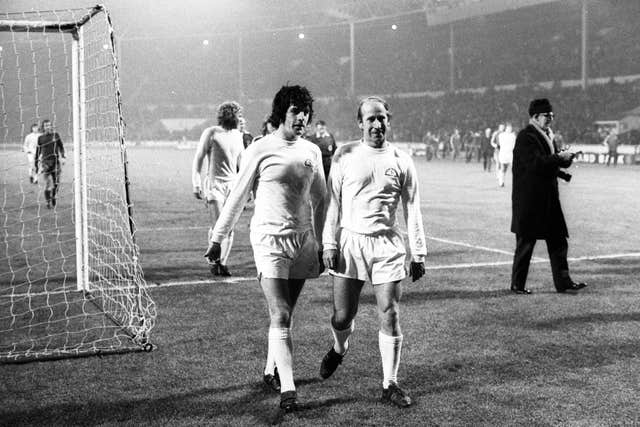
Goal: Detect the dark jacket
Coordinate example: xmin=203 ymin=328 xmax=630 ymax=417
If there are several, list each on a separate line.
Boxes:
xmin=511 ymin=124 xmax=572 ymax=239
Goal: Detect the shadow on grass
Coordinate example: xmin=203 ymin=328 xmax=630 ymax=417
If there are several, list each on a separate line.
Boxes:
xmin=531 ymin=312 xmax=640 ymax=329
xmin=312 ymin=289 xmax=512 ymax=306
xmin=2 ymin=376 xmax=354 ymax=426
xmin=403 ymin=340 xmax=640 ymax=400
xmin=143 ymin=262 xmax=258 ymax=284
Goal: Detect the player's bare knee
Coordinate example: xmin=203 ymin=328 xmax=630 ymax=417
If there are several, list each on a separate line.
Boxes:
xmin=378 ymin=302 xmax=401 ymax=334
xmin=269 ymin=307 xmax=293 ymax=328
xmin=332 ymin=308 xmax=356 ymax=330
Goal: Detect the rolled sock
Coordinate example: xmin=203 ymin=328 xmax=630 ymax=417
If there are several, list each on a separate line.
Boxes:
xmin=268 ymin=327 xmax=295 ymax=392
xmin=379 ymin=331 xmax=403 ymax=388
xmin=331 ymin=320 xmax=354 ymax=355
xmin=264 ymin=343 xmax=275 ymax=376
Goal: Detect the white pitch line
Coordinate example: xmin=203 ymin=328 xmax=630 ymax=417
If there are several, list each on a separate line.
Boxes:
xmin=426 ymin=235 xmax=515 ymax=256
xmin=424 ymin=235 xmax=550 ymax=260
xmin=3 ymin=252 xmax=639 ymax=297
xmin=137 ymin=226 xmax=207 ymax=232
xmin=567 ymin=252 xmax=640 ymax=261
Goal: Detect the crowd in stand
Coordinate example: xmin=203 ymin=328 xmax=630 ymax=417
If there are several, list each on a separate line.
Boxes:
xmin=126 ymin=79 xmax=640 ymax=149
xmin=119 ymin=1 xmax=640 ymax=148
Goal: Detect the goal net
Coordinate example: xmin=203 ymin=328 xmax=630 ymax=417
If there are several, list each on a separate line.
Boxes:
xmin=0 ymin=6 xmax=156 ymax=362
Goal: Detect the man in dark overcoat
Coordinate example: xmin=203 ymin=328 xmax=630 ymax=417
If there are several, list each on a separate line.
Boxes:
xmin=510 ymin=98 xmax=587 ymax=294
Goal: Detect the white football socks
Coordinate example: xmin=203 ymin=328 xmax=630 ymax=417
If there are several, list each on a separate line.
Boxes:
xmin=379 ymin=331 xmax=403 ymax=388
xmin=268 ymin=327 xmax=295 ymax=392
xmin=331 ymin=320 xmax=355 ymax=355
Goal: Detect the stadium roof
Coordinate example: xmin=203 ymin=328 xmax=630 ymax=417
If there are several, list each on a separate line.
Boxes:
xmin=4 ymin=0 xmax=558 ymax=38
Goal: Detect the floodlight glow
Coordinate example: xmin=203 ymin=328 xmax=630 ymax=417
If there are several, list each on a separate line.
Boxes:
xmin=391 ymin=24 xmax=398 ymax=30
xmin=102 ymin=43 xmax=109 ymax=50
xmin=298 ymin=32 xmax=305 ymax=39
xmin=203 ymin=39 xmax=209 ymax=46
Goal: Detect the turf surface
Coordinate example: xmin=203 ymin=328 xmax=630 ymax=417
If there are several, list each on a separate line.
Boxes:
xmin=3 ymin=147 xmax=640 ymax=426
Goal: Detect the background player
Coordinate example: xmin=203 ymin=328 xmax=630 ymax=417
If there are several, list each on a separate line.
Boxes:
xmin=320 ymin=96 xmax=426 ymax=408
xmin=204 ymin=85 xmax=326 ymax=413
xmin=496 ymin=122 xmax=516 ymax=187
xmin=192 ymin=101 xmax=245 ymax=276
xmin=34 ymin=119 xmax=65 ymax=209
xmin=238 ymin=117 xmax=254 ymax=149
xmin=23 ymin=122 xmax=40 ymax=184
xmin=307 ymin=119 xmax=336 ymax=179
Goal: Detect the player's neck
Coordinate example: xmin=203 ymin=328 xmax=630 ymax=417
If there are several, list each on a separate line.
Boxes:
xmin=362 ymin=139 xmax=388 ymax=149
xmin=274 ymin=127 xmax=298 ymax=142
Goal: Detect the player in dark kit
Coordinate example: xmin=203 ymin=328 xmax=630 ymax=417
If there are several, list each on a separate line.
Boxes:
xmin=34 ymin=119 xmax=65 ymax=209
xmin=308 ymin=120 xmax=336 ymax=179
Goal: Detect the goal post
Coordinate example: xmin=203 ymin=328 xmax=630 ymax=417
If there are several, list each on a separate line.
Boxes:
xmin=0 ymin=5 xmax=156 ymax=362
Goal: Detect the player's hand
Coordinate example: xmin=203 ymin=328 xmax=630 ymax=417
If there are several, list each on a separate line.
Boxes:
xmin=323 ymin=249 xmax=338 ymax=271
xmin=318 ymin=251 xmax=325 ymax=275
xmin=558 ymin=150 xmax=574 ymax=161
xmin=409 ymin=261 xmax=426 ymax=282
xmin=193 ymin=186 xmax=203 ymax=200
xmin=204 ymin=241 xmax=221 ymax=263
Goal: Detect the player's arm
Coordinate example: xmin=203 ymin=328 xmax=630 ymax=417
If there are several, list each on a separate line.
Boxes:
xmin=57 ymin=134 xmax=66 ymax=159
xmin=310 ymin=146 xmax=327 ymax=244
xmin=321 ymin=148 xmax=344 ymax=270
xmin=309 ymin=147 xmax=328 ymax=272
xmin=192 ymin=127 xmax=213 ymax=199
xmin=205 ymin=146 xmax=259 ymax=261
xmin=490 ymin=132 xmax=498 ymax=148
xmin=34 ymin=140 xmax=40 ymax=173
xmin=400 ymin=155 xmax=427 ymax=281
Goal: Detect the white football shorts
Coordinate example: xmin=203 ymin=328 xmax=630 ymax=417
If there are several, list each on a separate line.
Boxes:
xmin=331 ymin=228 xmax=407 ymax=285
xmin=203 ymin=177 xmax=232 ymax=203
xmin=250 ymin=229 xmax=320 ymax=280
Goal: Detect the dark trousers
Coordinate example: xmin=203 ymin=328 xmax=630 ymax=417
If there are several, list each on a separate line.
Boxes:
xmin=482 ymin=152 xmax=492 ymax=171
xmin=511 ymin=234 xmax=570 ymax=291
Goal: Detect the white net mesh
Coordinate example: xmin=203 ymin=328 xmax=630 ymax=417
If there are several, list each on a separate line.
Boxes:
xmin=0 ymin=6 xmax=156 ymax=362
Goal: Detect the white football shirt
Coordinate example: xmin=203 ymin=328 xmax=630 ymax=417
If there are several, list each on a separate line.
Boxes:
xmin=192 ymin=127 xmax=244 ymax=190
xmin=323 ymin=140 xmax=427 ymax=261
xmin=211 ymin=134 xmax=326 ymax=242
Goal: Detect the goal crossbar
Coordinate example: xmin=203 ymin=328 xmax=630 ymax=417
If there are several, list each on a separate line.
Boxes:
xmin=0 ymin=5 xmax=104 ymax=33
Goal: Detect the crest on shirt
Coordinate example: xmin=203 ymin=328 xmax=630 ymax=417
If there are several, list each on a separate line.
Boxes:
xmin=384 ymin=168 xmax=399 ymax=178
xmin=304 ymin=159 xmax=314 ymax=168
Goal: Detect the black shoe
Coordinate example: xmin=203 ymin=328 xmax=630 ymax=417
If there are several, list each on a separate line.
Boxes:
xmin=217 ymin=264 xmax=231 ymax=277
xmin=279 ymin=390 xmax=297 ymax=413
xmin=46 ymin=201 xmax=51 ymax=209
xmin=320 ymin=347 xmax=344 ymax=379
xmin=51 ymin=198 xmax=56 ymax=207
xmin=381 ymin=382 xmax=412 ymax=408
xmin=510 ymin=286 xmax=532 ymax=295
xmin=263 ymin=368 xmax=281 ymax=392
xmin=557 ymin=281 xmax=587 ymax=293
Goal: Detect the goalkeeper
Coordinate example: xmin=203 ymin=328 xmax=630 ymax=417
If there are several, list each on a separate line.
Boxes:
xmin=34 ymin=119 xmax=65 ymax=209
xmin=192 ymin=101 xmax=245 ymax=276
xmin=319 ymin=96 xmax=426 ymax=409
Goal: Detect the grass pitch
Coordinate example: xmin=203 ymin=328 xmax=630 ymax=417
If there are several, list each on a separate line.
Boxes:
xmin=2 ymin=147 xmax=640 ymax=426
